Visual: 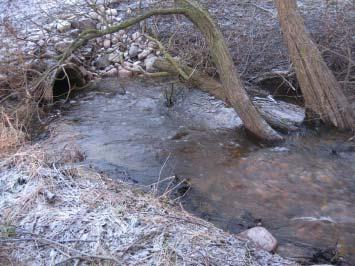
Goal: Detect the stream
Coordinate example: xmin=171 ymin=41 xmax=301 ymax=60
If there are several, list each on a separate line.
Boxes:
xmin=49 ymin=77 xmax=355 ymax=265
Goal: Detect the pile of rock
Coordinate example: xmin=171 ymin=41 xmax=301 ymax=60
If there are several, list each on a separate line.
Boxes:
xmin=1 ymin=1 xmax=162 ymax=81
xmin=52 ymin=3 xmax=161 ymax=78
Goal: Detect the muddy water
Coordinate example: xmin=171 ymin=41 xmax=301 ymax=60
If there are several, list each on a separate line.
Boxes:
xmin=54 ymin=78 xmax=355 ymax=264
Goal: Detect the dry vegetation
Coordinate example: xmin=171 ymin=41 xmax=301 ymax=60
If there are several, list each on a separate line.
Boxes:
xmin=0 ymin=0 xmax=354 ymax=264
xmin=0 ymin=145 xmax=297 ymax=266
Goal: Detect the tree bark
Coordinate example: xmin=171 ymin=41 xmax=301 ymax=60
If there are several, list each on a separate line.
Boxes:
xmin=154 ymin=58 xmax=304 ymax=132
xmin=174 ymin=0 xmax=283 ymax=141
xmin=59 ymin=1 xmax=283 ymax=141
xmin=274 ymin=0 xmax=355 ymax=130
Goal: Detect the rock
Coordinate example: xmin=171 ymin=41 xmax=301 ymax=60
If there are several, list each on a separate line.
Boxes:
xmin=103 ymin=67 xmax=118 ymax=77
xmin=111 ymin=36 xmax=119 ymax=44
xmin=43 ymin=190 xmax=56 ymax=204
xmin=144 ymin=55 xmax=158 ymax=73
xmin=56 ymin=20 xmax=71 ymax=33
xmin=54 ymin=40 xmax=71 ymax=53
xmin=68 ymin=29 xmax=80 ymax=37
xmin=138 ymin=49 xmax=152 ymax=60
xmin=147 ymin=41 xmax=158 ymax=49
xmin=123 ymin=61 xmax=133 ymax=68
xmin=117 ymin=30 xmax=125 ymax=37
xmin=108 ymin=52 xmax=122 ymax=63
xmin=238 ymin=226 xmax=277 ymax=252
xmin=118 ymin=67 xmax=133 ymax=78
xmin=113 ymin=17 xmax=122 ymax=22
xmin=103 ymin=39 xmax=111 ymax=49
xmin=105 ymin=8 xmax=117 ymax=16
xmin=71 ymin=18 xmax=95 ymax=30
xmin=89 ymin=12 xmax=99 ymax=20
xmin=97 ymin=15 xmax=105 ymax=24
xmin=94 ymin=55 xmax=110 ymax=69
xmin=0 ymin=73 xmax=7 ymax=81
xmin=129 ymin=44 xmax=140 ymax=58
xmin=97 ymin=5 xmax=105 ymax=14
xmin=132 ymin=31 xmax=141 ymax=40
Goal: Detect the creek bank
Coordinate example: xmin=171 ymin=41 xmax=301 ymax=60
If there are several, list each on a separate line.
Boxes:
xmin=0 ymin=145 xmax=297 ymax=266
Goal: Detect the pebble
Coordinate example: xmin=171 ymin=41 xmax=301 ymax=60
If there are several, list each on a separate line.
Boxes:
xmin=238 ymin=226 xmax=278 ymax=252
xmin=56 ymin=20 xmax=71 ymax=33
xmin=138 ymin=49 xmax=152 ymax=60
xmin=129 ymin=44 xmax=140 ymax=58
xmin=118 ymin=67 xmax=133 ymax=78
xmin=144 ymin=55 xmax=158 ymax=73
xmin=103 ymin=39 xmax=111 ymax=49
xmin=103 ymin=67 xmax=118 ymax=77
xmin=106 ymin=8 xmax=118 ymax=17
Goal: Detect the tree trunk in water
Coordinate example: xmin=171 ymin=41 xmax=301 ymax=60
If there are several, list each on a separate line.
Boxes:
xmin=275 ymin=0 xmax=355 ymax=130
xmin=58 ymin=0 xmax=282 ymax=141
xmin=175 ymin=0 xmax=283 ymax=142
xmin=154 ymin=58 xmax=304 ymax=132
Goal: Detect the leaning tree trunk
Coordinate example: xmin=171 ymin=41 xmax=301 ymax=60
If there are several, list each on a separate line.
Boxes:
xmin=58 ymin=0 xmax=282 ymax=141
xmin=175 ymin=0 xmax=282 ymax=141
xmin=275 ymin=0 xmax=355 ymax=130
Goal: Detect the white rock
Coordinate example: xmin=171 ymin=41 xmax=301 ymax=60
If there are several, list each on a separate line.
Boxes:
xmin=238 ymin=227 xmax=277 ymax=252
xmin=56 ymin=20 xmax=71 ymax=33
xmin=118 ymin=30 xmax=125 ymax=37
xmin=132 ymin=31 xmax=141 ymax=40
xmin=113 ymin=17 xmax=122 ymax=22
xmin=144 ymin=55 xmax=158 ymax=73
xmin=138 ymin=49 xmax=152 ymax=60
xmin=106 ymin=8 xmax=117 ymax=17
xmin=98 ymin=5 xmax=105 ymax=14
xmin=103 ymin=39 xmax=111 ymax=49
xmin=133 ymin=61 xmax=142 ymax=66
xmin=111 ymin=36 xmax=119 ymax=44
xmin=89 ymin=12 xmax=99 ymax=20
xmin=0 ymin=73 xmax=7 ymax=81
xmin=147 ymin=41 xmax=158 ymax=49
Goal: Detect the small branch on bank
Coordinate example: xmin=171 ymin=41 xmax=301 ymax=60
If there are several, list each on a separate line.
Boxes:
xmin=145 ymin=35 xmax=190 ymax=80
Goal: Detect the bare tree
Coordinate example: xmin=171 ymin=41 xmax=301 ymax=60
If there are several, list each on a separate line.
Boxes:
xmin=59 ymin=0 xmax=283 ymax=142
xmin=275 ymin=0 xmax=355 ymax=130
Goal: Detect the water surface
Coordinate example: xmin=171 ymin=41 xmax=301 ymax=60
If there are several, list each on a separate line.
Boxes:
xmin=53 ymin=78 xmax=355 ymax=265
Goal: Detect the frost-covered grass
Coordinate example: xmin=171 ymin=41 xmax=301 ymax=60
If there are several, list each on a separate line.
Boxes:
xmin=0 ymin=144 xmax=298 ymax=266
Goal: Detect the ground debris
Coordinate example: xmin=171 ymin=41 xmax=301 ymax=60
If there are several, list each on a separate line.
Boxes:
xmin=0 ymin=145 xmax=298 ymax=266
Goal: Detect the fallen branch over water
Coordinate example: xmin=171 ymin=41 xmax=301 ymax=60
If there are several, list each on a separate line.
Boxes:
xmin=154 ymin=58 xmax=305 ymax=132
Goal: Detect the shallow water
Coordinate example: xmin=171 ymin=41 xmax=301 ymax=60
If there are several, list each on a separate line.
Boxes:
xmin=53 ymin=78 xmax=355 ymax=264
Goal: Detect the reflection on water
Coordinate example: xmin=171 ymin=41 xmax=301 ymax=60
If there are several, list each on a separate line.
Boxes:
xmin=55 ymin=78 xmax=355 ymax=264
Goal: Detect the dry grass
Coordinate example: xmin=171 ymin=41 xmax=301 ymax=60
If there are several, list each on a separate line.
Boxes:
xmin=0 ymin=144 xmax=297 ymax=266
xmin=0 ymin=110 xmax=26 ymax=156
